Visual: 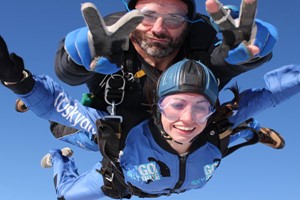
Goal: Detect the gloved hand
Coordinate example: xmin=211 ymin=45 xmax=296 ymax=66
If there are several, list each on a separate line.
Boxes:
xmin=264 ymin=64 xmax=300 ymax=105
xmin=206 ymin=0 xmax=278 ymax=65
xmin=65 ymin=2 xmax=144 ymax=74
xmin=0 ymin=36 xmax=25 ymax=82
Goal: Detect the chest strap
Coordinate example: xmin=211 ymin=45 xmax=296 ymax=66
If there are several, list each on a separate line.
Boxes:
xmin=95 ymin=117 xmax=186 ymax=199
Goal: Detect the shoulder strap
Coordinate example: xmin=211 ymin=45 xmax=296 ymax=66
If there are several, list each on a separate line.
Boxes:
xmin=96 ymin=118 xmax=132 ymax=199
xmin=95 ymin=118 xmax=169 ymax=198
xmin=205 ymin=84 xmax=260 ymax=157
xmin=205 ymin=117 xmax=260 ymax=158
xmin=222 ymin=118 xmax=260 ymax=157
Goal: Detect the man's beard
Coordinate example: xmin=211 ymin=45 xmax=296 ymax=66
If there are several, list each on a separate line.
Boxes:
xmin=131 ymin=29 xmax=187 ymax=58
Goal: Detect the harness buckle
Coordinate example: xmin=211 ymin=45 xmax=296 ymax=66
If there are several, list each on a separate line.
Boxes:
xmin=104 ymin=73 xmax=125 ymax=106
xmin=105 ymin=172 xmax=114 ymax=182
xmin=104 ymin=101 xmax=123 ymax=123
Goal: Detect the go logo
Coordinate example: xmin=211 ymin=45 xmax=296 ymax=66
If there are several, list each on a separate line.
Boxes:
xmin=137 ymin=162 xmax=161 ymax=182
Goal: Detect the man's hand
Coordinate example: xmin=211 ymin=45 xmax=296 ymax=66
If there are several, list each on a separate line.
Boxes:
xmin=0 ymin=36 xmax=25 ymax=82
xmin=65 ymin=2 xmax=144 ymax=74
xmin=206 ymin=0 xmax=278 ymax=65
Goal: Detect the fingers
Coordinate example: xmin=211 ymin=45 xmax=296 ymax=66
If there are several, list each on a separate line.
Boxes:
xmin=205 ymin=0 xmax=221 ymax=13
xmin=9 ymin=53 xmax=24 ymax=68
xmin=15 ymin=98 xmax=28 ymax=113
xmin=239 ymin=0 xmax=257 ymax=29
xmin=108 ymin=10 xmax=144 ymax=39
xmin=247 ymin=45 xmax=260 ymax=56
xmin=81 ymin=3 xmax=143 ymax=56
xmin=206 ymin=0 xmax=236 ymax=30
xmin=81 ymin=2 xmax=109 ymax=55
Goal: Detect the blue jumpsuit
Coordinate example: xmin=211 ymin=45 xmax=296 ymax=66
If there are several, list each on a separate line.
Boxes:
xmin=17 ymin=64 xmax=300 ymax=199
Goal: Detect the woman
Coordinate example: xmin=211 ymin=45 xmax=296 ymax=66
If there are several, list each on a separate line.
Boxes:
xmin=38 ymin=59 xmax=286 ymax=199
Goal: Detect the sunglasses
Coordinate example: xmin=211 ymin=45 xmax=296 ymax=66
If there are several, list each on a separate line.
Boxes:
xmin=140 ymin=9 xmax=188 ymax=29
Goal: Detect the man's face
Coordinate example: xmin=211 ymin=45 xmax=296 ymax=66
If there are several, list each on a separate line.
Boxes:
xmin=131 ymin=0 xmax=189 ymax=58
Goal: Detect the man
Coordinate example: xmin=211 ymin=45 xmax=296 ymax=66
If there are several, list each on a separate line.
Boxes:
xmin=56 ymin=0 xmax=276 ymax=87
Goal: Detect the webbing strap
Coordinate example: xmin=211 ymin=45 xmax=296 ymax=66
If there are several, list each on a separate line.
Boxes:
xmin=96 ymin=118 xmax=172 ymax=198
xmin=96 ymin=118 xmax=122 ymax=164
xmin=224 ymin=129 xmax=259 ymax=157
xmin=205 ymin=117 xmax=260 ymax=158
xmin=222 ymin=118 xmax=260 ymax=158
xmin=140 ymin=63 xmax=160 ymax=83
xmin=96 ymin=118 xmax=131 ymax=198
xmin=219 ymin=128 xmax=233 ymax=139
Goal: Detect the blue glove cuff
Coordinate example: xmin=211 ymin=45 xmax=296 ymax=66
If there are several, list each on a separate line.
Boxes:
xmin=95 ymin=57 xmax=121 ymax=74
xmin=225 ymin=19 xmax=278 ymax=65
xmin=254 ymin=19 xmax=278 ymax=57
xmin=65 ymin=28 xmax=121 ymax=74
xmin=65 ymin=27 xmax=93 ymax=69
xmin=225 ymin=43 xmax=251 ymax=64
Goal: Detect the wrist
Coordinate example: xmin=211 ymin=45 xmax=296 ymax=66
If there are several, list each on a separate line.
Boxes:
xmin=3 ymin=71 xmax=29 ymax=85
xmin=3 ymin=70 xmax=35 ymax=94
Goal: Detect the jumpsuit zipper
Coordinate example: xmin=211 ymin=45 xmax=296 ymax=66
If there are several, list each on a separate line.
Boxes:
xmin=173 ymin=155 xmax=187 ymax=192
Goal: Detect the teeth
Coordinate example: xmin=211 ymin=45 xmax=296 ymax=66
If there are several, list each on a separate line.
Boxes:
xmin=175 ymin=125 xmax=194 ymax=131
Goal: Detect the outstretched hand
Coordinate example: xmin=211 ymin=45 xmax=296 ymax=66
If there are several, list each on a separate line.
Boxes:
xmin=65 ymin=2 xmax=144 ymax=74
xmin=82 ymin=2 xmax=143 ymax=56
xmin=206 ymin=0 xmax=278 ymax=64
xmin=0 ymin=36 xmax=24 ymax=82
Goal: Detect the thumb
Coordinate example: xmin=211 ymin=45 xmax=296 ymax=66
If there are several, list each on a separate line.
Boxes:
xmin=0 ymin=36 xmax=10 ymax=60
xmin=93 ymin=57 xmax=121 ymax=74
xmin=246 ymin=45 xmax=260 ymax=56
xmin=9 ymin=53 xmax=25 ymax=69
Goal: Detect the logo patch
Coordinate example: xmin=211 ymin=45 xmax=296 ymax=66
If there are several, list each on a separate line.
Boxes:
xmin=204 ymin=160 xmax=220 ymax=181
xmin=127 ymin=161 xmax=161 ymax=183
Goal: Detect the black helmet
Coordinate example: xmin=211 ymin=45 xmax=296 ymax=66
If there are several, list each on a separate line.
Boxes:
xmin=125 ymin=0 xmax=196 ymax=20
xmin=157 ymin=59 xmax=219 ymax=106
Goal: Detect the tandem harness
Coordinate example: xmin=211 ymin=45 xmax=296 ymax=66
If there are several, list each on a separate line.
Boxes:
xmin=205 ymin=117 xmax=259 ymax=158
xmin=94 ymin=70 xmax=166 ymax=199
xmin=84 ymin=12 xmax=255 ymax=199
xmin=96 ymin=114 xmax=260 ymax=199
xmin=94 ymin=87 xmax=260 ymax=199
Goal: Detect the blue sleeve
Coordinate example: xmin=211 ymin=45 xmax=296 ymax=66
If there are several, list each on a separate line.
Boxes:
xmin=263 ymin=64 xmax=300 ymax=104
xmin=49 ymin=149 xmax=105 ymax=199
xmin=228 ymin=64 xmax=300 ymax=127
xmin=228 ymin=88 xmax=276 ymax=127
xmin=17 ymin=74 xmax=109 ymax=135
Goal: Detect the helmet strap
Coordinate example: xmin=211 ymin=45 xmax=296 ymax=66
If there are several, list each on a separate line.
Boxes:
xmin=160 ymin=129 xmax=184 ymax=145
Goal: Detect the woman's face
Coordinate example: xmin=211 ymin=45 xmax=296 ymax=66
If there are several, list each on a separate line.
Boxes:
xmin=160 ymin=93 xmax=213 ymax=145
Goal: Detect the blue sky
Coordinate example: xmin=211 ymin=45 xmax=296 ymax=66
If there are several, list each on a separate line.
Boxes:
xmin=0 ymin=0 xmax=299 ymax=200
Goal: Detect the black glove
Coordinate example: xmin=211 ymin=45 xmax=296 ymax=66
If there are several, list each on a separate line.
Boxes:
xmin=208 ymin=0 xmax=257 ymax=48
xmin=64 ymin=2 xmax=144 ymax=74
xmin=0 ymin=36 xmax=25 ymax=82
xmin=207 ymin=0 xmax=277 ymax=65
